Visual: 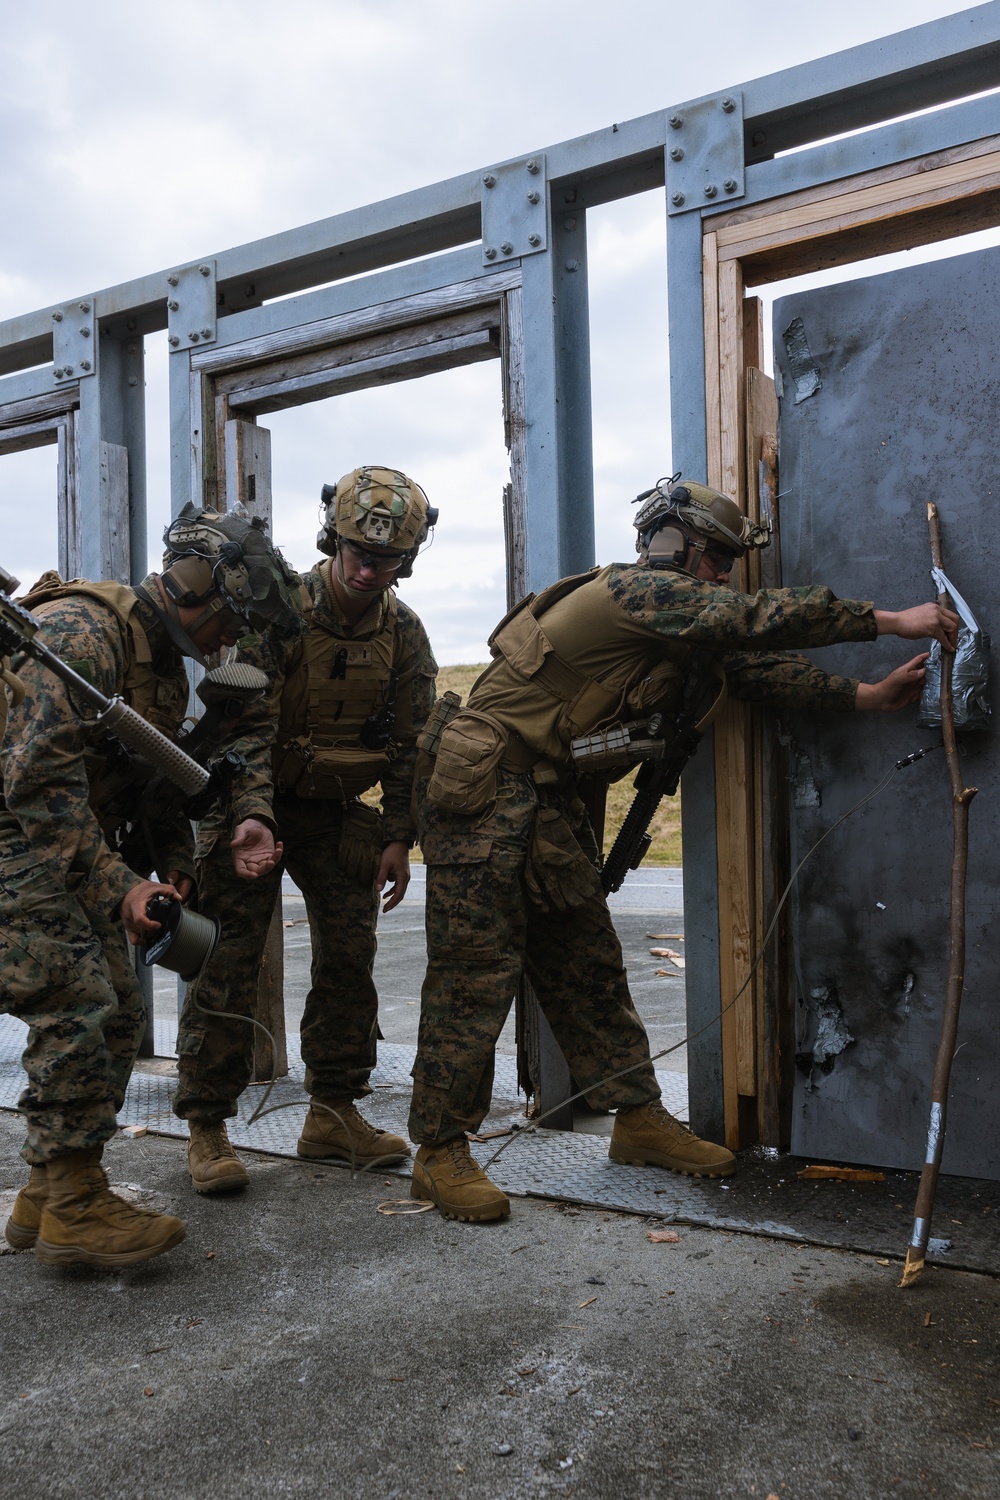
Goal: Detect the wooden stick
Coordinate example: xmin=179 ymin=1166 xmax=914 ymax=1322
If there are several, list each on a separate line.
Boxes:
xmin=899 ymin=503 xmax=978 ymax=1287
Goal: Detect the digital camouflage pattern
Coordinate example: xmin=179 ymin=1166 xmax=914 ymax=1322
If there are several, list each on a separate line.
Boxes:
xmin=174 ymin=565 xmax=437 ymax=1121
xmin=174 ymin=797 xmax=384 ymax=1119
xmin=409 ymin=770 xmax=659 ymax=1142
xmin=0 ymin=586 xmax=193 ymax=1163
xmin=411 ymin=563 xmax=883 ymax=1145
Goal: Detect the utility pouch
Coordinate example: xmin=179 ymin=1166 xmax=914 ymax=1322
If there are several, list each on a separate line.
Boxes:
xmin=524 ymin=805 xmax=602 ymax=913
xmin=273 ymin=737 xmax=314 ymax=795
xmin=426 ymin=710 xmax=509 ymax=815
xmin=417 ymin=690 xmax=463 ymax=756
xmin=338 ymin=800 xmax=384 ymax=885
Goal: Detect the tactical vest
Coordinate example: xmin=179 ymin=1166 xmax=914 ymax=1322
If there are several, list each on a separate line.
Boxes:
xmin=13 ymin=574 xmax=189 ymax=835
xmin=473 ymin=565 xmax=721 ymax=764
xmin=271 ymin=559 xmax=404 ymax=800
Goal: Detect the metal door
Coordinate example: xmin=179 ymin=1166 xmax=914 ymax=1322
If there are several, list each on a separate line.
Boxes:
xmin=774 ymin=244 xmax=1000 ymax=1180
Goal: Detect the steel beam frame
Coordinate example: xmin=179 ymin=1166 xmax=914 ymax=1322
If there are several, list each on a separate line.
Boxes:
xmin=1 ymin=2 xmax=998 ymax=1120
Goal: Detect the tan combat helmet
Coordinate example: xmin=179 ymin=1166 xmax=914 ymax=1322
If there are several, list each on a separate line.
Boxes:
xmin=316 ymin=465 xmax=438 ymax=579
xmin=633 ymin=473 xmax=771 ymax=574
xmin=161 ymin=503 xmax=303 ymax=639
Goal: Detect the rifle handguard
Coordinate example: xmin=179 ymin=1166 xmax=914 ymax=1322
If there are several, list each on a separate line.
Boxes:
xmin=98 ymin=698 xmax=210 ymax=797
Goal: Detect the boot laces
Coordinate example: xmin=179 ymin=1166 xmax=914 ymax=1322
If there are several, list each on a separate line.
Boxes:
xmin=441 ymin=1139 xmax=480 ymax=1178
xmin=196 ymin=1122 xmax=237 ymax=1158
xmin=646 ymin=1101 xmax=697 ymax=1141
xmin=318 ymin=1102 xmax=381 ymax=1143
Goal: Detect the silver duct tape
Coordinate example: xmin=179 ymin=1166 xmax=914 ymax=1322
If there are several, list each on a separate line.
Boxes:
xmin=925 ymin=1101 xmax=943 ymax=1165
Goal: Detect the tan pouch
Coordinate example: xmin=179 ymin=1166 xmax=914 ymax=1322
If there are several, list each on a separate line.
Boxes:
xmin=416 ymin=690 xmax=463 ymax=756
xmin=524 ymin=806 xmax=602 ymax=913
xmin=426 ymin=710 xmax=509 ymax=815
xmin=338 ymin=800 xmax=384 ymax=885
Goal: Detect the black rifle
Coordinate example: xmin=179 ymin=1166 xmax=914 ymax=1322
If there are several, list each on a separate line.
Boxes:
xmin=598 ymin=676 xmax=706 ymax=896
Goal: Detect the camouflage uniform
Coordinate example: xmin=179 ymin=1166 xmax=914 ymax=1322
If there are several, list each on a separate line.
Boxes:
xmin=0 ymin=581 xmax=193 ymax=1165
xmin=409 ymin=563 xmax=875 ymax=1144
xmin=173 ymin=559 xmax=437 ymax=1121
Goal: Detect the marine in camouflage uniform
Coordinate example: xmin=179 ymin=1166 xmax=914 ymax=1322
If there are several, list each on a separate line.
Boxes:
xmin=173 ymin=467 xmax=438 ymax=1193
xmin=409 ymin=477 xmax=960 ymax=1222
xmin=1 ymin=504 xmax=300 ymax=1267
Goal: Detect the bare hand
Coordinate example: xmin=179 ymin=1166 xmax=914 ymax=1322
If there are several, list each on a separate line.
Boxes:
xmin=874 ymin=603 xmax=959 ymax=651
xmin=855 ymin=653 xmax=929 ymax=713
xmin=377 ymin=840 xmax=411 ymax=913
xmin=163 ymin=870 xmax=194 ymax=903
xmin=230 ymin=818 xmax=284 ymax=880
xmin=121 ymin=878 xmax=183 ymax=945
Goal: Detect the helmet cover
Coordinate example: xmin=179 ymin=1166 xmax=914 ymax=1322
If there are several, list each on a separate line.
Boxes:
xmin=316 ymin=466 xmax=437 ymax=578
xmin=633 ymin=474 xmax=771 ymax=573
xmin=162 ymin=503 xmax=303 ymax=637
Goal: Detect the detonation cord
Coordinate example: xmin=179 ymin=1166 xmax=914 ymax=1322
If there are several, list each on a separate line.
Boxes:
xmin=183 ymin=741 xmax=941 ymax=1182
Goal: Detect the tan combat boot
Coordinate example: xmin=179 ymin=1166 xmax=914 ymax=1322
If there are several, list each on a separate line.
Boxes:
xmin=34 ymin=1151 xmax=187 ymax=1268
xmin=4 ymin=1164 xmax=48 ymax=1250
xmin=610 ymin=1100 xmax=737 ymax=1178
xmin=296 ymin=1099 xmax=410 ymax=1166
xmin=187 ymin=1120 xmax=250 ymax=1195
xmin=411 ymin=1139 xmax=510 ymax=1222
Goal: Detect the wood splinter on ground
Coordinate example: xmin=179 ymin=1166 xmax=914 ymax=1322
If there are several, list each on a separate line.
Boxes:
xmin=797 ymin=1165 xmax=885 ymax=1182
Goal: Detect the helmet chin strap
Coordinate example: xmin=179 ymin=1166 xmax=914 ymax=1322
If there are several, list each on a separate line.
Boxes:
xmin=137 ymin=580 xmax=209 ymax=666
xmin=333 ymin=545 xmax=387 ymax=602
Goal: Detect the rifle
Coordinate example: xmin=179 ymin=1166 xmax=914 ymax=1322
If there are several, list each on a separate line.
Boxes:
xmin=570 ymin=670 xmax=708 ymax=896
xmin=0 ymin=568 xmax=266 ymax=818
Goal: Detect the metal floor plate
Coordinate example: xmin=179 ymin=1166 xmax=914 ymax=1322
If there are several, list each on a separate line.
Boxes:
xmin=2 ymin=1015 xmax=997 ymax=1274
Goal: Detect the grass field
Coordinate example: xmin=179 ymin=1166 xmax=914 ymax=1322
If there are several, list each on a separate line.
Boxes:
xmin=433 ymin=664 xmax=682 ymax=866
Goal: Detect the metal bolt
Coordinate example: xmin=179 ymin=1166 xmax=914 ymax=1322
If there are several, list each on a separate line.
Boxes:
xmin=80 ymin=359 xmax=91 ymax=371
xmin=128 ymin=376 xmax=138 ymax=387
xmin=564 ymin=188 xmax=577 ymax=204
xmin=704 ymin=182 xmax=718 ymax=199
xmin=669 ymin=146 xmax=684 ymax=162
xmin=721 ymin=96 xmax=736 ymax=113
xmin=500 ymin=241 xmax=513 ymax=256
xmin=201 ymin=328 xmax=212 ymax=339
xmin=52 ymin=310 xmax=63 ymax=322
xmin=669 ymin=114 xmax=683 ymax=129
xmin=565 ymin=258 xmax=579 ymax=273
xmin=189 ymin=332 xmax=200 ymax=342
xmin=723 ymin=178 xmax=738 ymax=193
xmin=63 ymin=365 xmax=74 ymax=375
xmin=484 ymin=246 xmax=497 ymax=260
xmin=199 ymin=265 xmax=211 ymax=276
xmin=528 ymin=233 xmax=541 ymax=247
xmin=527 ymin=190 xmax=540 ymax=204
xmin=482 ymin=173 xmax=497 ymax=188
xmin=79 ymin=301 xmax=91 ymax=313
xmin=167 ymin=274 xmax=179 ymax=286
xmin=80 ymin=326 xmax=91 ymax=336
xmin=168 ymin=299 xmax=179 ymax=311
xmin=564 ymin=217 xmax=577 ymax=231
xmin=526 ymin=159 xmax=540 ymax=174
xmin=752 ymin=131 xmax=766 ymax=149
xmin=168 ymin=335 xmax=180 ymax=347
xmin=671 ymin=191 xmax=685 ymax=207
xmin=53 ymin=367 xmax=63 ymax=378
xmin=126 ymin=319 xmax=137 ymax=332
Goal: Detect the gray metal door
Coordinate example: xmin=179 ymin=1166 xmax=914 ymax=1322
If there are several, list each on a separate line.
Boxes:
xmin=774 ymin=244 xmax=1000 ymax=1180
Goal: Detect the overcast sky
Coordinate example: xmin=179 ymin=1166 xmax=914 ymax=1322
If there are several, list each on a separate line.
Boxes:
xmin=0 ymin=0 xmax=984 ymax=661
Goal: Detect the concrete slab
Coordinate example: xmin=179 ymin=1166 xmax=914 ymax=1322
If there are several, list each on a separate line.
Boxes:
xmin=1 ymin=1110 xmax=998 ymax=1500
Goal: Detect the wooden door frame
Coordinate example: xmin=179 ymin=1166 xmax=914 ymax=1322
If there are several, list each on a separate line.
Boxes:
xmin=702 ymin=133 xmax=1000 ymax=1149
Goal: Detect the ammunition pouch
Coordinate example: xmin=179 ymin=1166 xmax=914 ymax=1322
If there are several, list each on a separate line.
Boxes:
xmin=524 ymin=805 xmax=602 ymax=913
xmin=416 ymin=690 xmax=463 ymax=756
xmin=338 ymin=800 xmax=384 ymax=885
xmin=426 ymin=710 xmax=509 ymax=815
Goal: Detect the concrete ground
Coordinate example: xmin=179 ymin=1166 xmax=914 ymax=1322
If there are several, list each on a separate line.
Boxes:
xmin=1 ymin=1108 xmax=998 ymax=1500
xmin=4 ymin=867 xmax=999 ymax=1497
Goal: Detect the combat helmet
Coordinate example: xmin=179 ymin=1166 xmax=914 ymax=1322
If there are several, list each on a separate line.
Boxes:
xmin=161 ymin=503 xmax=303 ymax=639
xmin=633 ymin=473 xmax=771 ymax=574
xmin=316 ymin=466 xmax=438 ymax=580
